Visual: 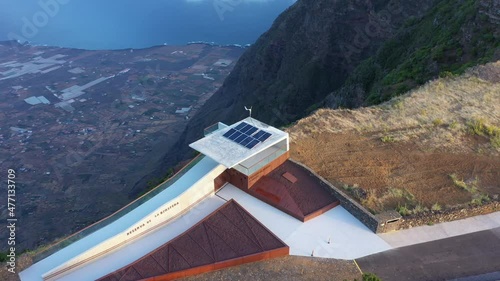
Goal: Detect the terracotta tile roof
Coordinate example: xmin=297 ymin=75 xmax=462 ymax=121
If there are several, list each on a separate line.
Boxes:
xmin=249 ymin=160 xmax=340 ymax=222
xmin=97 ymin=200 xmax=288 ymax=281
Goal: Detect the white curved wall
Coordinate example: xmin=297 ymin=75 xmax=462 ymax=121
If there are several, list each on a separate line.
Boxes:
xmin=42 ymin=161 xmax=226 ymax=281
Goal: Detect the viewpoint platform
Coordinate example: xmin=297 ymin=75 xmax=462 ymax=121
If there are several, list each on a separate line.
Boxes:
xmin=20 ymin=117 xmax=391 ymax=281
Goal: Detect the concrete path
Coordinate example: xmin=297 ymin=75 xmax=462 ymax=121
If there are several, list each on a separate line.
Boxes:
xmin=22 ymin=196 xmax=226 ymax=281
xmin=379 ymin=211 xmax=500 ymax=248
xmin=357 ymin=227 xmax=500 ymax=281
xmin=216 ymin=184 xmax=391 ymax=259
xmin=20 ymin=156 xmax=224 ymax=281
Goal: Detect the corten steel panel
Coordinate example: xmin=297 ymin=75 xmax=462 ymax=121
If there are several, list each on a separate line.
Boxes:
xmin=247 ymin=151 xmax=290 ymax=188
xmin=303 ymin=201 xmax=341 ymax=222
xmin=97 ymin=200 xmax=288 ymax=281
xmin=227 ymin=168 xmax=249 ymax=190
xmin=214 ymin=170 xmax=231 ymax=191
xmin=227 ymin=151 xmax=290 ymax=190
xmin=247 ymin=160 xmax=340 ymax=222
xmin=144 ymin=247 xmax=289 ymax=281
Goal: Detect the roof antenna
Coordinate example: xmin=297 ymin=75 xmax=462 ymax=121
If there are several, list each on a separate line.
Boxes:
xmin=244 ymin=106 xmax=252 ymax=119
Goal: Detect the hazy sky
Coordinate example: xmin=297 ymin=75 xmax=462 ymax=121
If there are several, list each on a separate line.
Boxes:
xmin=0 ymin=0 xmax=296 ymax=49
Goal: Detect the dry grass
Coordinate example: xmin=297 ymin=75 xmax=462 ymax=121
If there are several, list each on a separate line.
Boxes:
xmin=288 ymin=62 xmax=500 ymax=213
xmin=288 ymin=61 xmax=500 ymax=154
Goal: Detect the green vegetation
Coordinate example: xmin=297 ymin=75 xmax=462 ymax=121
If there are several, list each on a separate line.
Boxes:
xmin=340 ymin=0 xmax=498 ymax=105
xmin=380 ymin=135 xmax=395 ymax=143
xmin=448 ymin=120 xmax=459 ymax=130
xmin=390 ymin=188 xmax=430 ymax=216
xmin=347 ymin=272 xmax=383 ymax=281
xmin=470 ymin=193 xmax=491 ymax=206
xmin=413 ymin=204 xmax=428 ymax=214
xmin=387 ymin=187 xmax=404 ymax=198
xmin=362 ymin=273 xmax=383 ymax=281
xmin=342 ymin=183 xmax=367 ymax=201
xmin=432 ymin=118 xmax=444 ymax=127
xmin=431 ymin=203 xmax=442 ymax=211
xmin=396 ymin=204 xmax=410 ymax=216
xmin=396 ymin=203 xmax=430 ymax=217
xmin=0 ymin=251 xmax=7 ymax=262
xmin=449 ymin=173 xmax=478 ymax=193
xmin=466 ymin=118 xmax=500 ymax=148
xmin=449 ymin=173 xmax=492 ymax=206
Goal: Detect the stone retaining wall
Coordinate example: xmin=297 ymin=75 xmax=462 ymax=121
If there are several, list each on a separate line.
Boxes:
xmin=289 ymin=159 xmax=384 ymax=233
xmin=398 ymin=200 xmax=500 ymax=229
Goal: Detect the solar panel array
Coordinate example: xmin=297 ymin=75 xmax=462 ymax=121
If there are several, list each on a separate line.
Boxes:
xmin=223 ymin=122 xmax=272 ymax=149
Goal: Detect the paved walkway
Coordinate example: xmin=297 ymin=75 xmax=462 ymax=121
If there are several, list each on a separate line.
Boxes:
xmin=35 ymin=196 xmax=225 ymax=281
xmin=216 ymin=184 xmax=391 ymax=259
xmin=20 ymin=157 xmax=223 ymax=281
xmin=379 ymin=211 xmax=500 ymax=248
xmin=358 ymin=227 xmax=500 ymax=281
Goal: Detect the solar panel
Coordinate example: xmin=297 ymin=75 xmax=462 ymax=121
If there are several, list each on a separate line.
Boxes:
xmin=229 ymin=131 xmax=242 ymax=140
xmin=246 ymin=139 xmax=260 ymax=149
xmin=246 ymin=127 xmax=258 ymax=135
xmin=239 ymin=124 xmax=253 ymax=134
xmin=235 ymin=122 xmax=248 ymax=131
xmin=256 ymin=131 xmax=271 ymax=142
xmin=253 ymin=131 xmax=266 ymax=139
xmin=222 ymin=123 xmax=273 ymax=149
xmin=240 ymin=136 xmax=252 ymax=146
xmin=234 ymin=133 xmax=247 ymax=143
xmin=223 ymin=128 xmax=237 ymax=138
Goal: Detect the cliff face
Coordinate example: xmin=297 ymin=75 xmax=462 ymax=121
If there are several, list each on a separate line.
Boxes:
xmin=156 ymin=0 xmax=438 ymax=168
xmin=324 ymin=0 xmax=500 ymax=108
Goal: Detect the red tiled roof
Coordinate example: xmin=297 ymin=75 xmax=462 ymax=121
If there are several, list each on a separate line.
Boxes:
xmin=97 ymin=200 xmax=288 ymax=281
xmin=249 ymin=160 xmax=340 ymax=222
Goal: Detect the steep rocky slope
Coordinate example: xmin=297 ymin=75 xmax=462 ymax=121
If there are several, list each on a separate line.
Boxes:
xmin=159 ymin=0 xmax=441 ymax=168
xmin=324 ymin=0 xmax=500 ymax=107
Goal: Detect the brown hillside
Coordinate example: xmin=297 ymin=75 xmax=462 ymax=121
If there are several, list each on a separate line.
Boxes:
xmin=288 ymin=62 xmax=500 ymax=215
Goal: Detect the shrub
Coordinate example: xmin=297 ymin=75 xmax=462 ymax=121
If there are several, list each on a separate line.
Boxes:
xmin=381 ymin=135 xmax=395 ymax=143
xmin=433 ymin=118 xmax=444 ymax=126
xmin=0 ymin=252 xmax=7 ymax=262
xmin=397 ymin=204 xmax=410 ymax=216
xmin=467 ymin=118 xmax=488 ymax=136
xmin=363 ymin=273 xmax=382 ymax=281
xmin=448 ymin=120 xmax=459 ymax=130
xmin=413 ymin=204 xmax=429 ymax=214
xmin=471 ymin=194 xmax=490 ymax=206
xmin=431 ymin=203 xmax=442 ymax=211
xmin=388 ymin=187 xmax=404 ymax=198
xmin=492 ymin=135 xmax=500 ymax=149
xmin=449 ymin=174 xmax=477 ymax=193
xmin=466 ymin=119 xmax=500 ymax=148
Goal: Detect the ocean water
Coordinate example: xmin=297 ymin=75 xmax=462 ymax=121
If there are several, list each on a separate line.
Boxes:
xmin=0 ymin=0 xmax=295 ymax=50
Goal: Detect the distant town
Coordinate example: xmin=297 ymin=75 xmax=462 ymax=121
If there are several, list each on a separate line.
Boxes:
xmin=0 ymin=41 xmax=244 ymax=250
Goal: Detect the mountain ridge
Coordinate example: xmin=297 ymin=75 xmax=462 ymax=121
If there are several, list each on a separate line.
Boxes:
xmin=154 ymin=0 xmax=442 ymax=172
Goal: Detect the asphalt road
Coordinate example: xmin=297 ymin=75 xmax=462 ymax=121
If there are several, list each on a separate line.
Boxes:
xmin=357 ymin=227 xmax=500 ymax=281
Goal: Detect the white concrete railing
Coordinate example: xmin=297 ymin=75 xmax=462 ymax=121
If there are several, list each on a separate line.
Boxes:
xmin=42 ymin=163 xmax=226 ymax=281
